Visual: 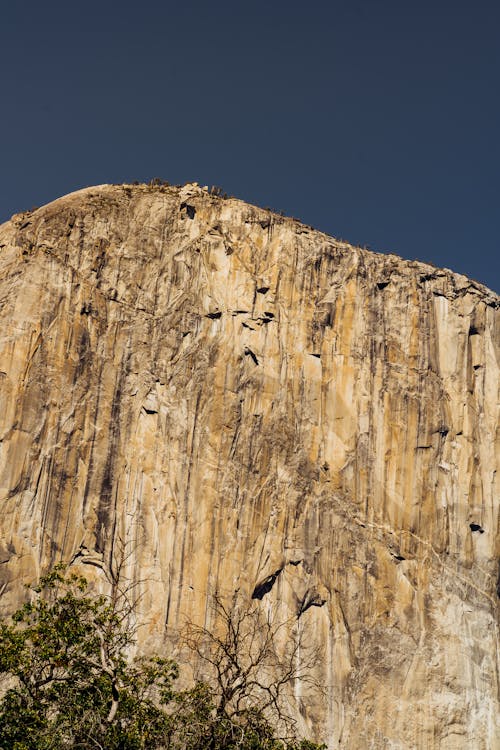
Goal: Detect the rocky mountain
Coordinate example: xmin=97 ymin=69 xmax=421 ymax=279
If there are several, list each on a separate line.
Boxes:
xmin=0 ymin=183 xmax=498 ymax=748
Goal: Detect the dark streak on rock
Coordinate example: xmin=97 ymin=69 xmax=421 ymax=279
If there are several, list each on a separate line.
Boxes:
xmin=180 ymin=202 xmax=196 ymax=220
xmin=469 ymin=523 xmax=484 ymax=534
xmin=244 ymin=347 xmax=259 ymax=365
xmin=435 ymin=426 xmax=449 ymax=437
xmin=252 ymin=568 xmax=283 ymax=599
xmin=297 ymin=590 xmax=326 ymax=618
xmin=95 ymin=352 xmax=129 ymax=553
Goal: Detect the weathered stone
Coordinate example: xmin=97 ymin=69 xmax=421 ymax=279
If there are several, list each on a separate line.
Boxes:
xmin=0 ymin=183 xmax=498 ymax=748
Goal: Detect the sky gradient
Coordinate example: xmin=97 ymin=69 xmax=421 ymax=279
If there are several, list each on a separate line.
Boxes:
xmin=1 ymin=0 xmax=498 ymax=292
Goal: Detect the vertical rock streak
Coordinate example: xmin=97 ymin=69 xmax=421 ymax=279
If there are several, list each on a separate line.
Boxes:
xmin=0 ymin=184 xmax=498 ymax=748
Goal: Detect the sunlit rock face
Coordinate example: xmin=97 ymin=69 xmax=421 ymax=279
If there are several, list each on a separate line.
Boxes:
xmin=0 ymin=183 xmax=498 ymax=748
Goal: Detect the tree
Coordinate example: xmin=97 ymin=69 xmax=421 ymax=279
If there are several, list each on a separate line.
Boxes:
xmin=0 ymin=567 xmax=325 ymax=750
xmin=182 ymin=594 xmax=325 ymax=750
xmin=0 ymin=565 xmax=178 ymax=749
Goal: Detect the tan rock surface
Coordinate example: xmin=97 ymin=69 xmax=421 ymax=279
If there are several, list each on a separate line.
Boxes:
xmin=0 ymin=183 xmax=499 ymax=748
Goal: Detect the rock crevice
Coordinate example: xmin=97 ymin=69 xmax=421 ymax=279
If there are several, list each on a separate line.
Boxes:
xmin=0 ymin=183 xmax=498 ymax=749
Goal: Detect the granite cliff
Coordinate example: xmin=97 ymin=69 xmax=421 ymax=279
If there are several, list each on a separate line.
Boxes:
xmin=0 ymin=183 xmax=498 ymax=748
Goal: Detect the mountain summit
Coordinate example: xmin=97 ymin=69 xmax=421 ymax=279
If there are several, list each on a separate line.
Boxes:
xmin=0 ymin=183 xmax=498 ymax=748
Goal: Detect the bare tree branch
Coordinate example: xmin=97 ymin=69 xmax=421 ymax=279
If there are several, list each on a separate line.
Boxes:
xmin=182 ymin=592 xmax=323 ymax=742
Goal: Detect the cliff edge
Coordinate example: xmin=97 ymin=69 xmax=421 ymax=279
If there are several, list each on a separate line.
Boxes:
xmin=0 ymin=183 xmax=498 ymax=748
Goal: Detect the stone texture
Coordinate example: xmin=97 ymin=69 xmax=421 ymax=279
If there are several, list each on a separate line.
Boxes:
xmin=0 ymin=183 xmax=498 ymax=748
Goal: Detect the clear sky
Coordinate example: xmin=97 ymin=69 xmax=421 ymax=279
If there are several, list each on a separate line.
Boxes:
xmin=1 ymin=0 xmax=498 ymax=292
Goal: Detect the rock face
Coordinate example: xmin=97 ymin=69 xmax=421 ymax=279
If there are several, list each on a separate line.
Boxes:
xmin=0 ymin=183 xmax=499 ymax=748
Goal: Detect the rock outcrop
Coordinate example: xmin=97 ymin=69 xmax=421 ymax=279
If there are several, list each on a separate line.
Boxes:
xmin=0 ymin=183 xmax=498 ymax=748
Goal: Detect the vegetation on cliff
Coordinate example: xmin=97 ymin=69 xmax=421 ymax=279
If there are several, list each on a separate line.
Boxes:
xmin=0 ymin=566 xmax=324 ymax=750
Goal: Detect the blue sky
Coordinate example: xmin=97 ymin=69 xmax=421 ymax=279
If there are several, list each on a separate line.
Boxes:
xmin=1 ymin=0 xmax=498 ymax=291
